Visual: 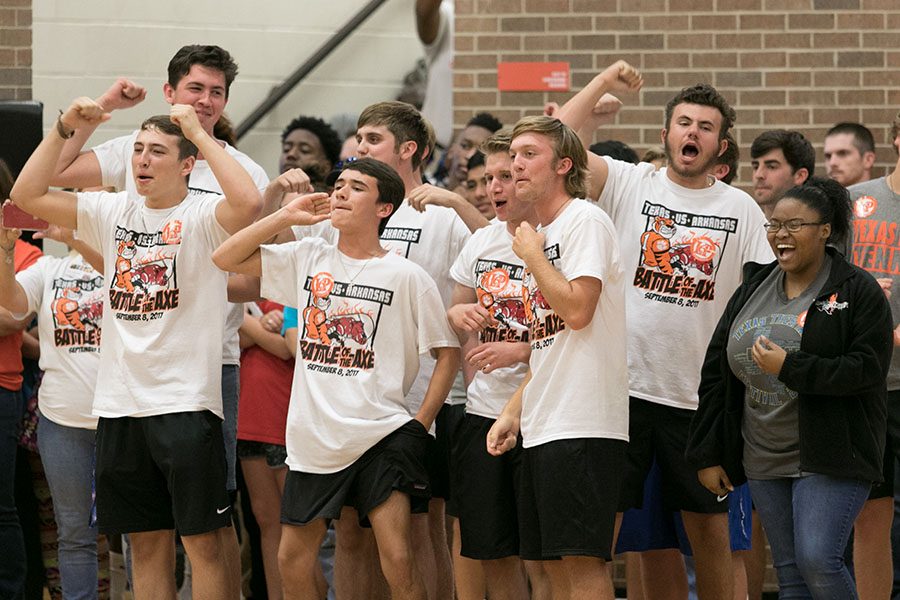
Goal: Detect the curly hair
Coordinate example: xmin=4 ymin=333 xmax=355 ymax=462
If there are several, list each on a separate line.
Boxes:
xmin=281 ymin=116 xmax=342 ymax=166
xmin=664 ymin=84 xmax=736 ymax=140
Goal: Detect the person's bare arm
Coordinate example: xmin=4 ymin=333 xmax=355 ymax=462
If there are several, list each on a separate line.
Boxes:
xmin=0 ymin=308 xmax=32 ymax=336
xmin=239 ymin=311 xmax=293 ymax=360
xmin=284 ymin=327 xmax=298 ymax=358
xmin=407 ymin=184 xmax=490 ymax=233
xmin=227 ymin=274 xmax=261 ymax=303
xmin=0 ymin=228 xmax=29 ymax=314
xmin=415 ymin=0 xmax=443 ymax=45
xmin=554 ymin=61 xmax=643 ymax=199
xmin=10 ymin=98 xmax=109 ymax=229
xmin=51 ymin=78 xmax=147 ymax=189
xmin=21 ymin=330 xmax=39 ymax=360
xmin=513 ymin=222 xmax=601 ymax=330
xmin=169 ymin=105 xmax=263 ymax=234
xmin=33 ymin=225 xmax=103 ymax=273
xmin=486 ymin=369 xmax=530 ymax=456
xmin=212 ymin=192 xmax=331 ymax=277
xmin=414 ymin=345 xmax=460 ymax=429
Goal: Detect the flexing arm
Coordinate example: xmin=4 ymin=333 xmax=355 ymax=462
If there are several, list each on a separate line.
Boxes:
xmin=414 ymin=345 xmax=460 ymax=430
xmin=169 ymin=105 xmax=263 ymax=234
xmin=554 ymin=61 xmax=643 ymax=199
xmin=10 ymin=98 xmax=109 ymax=229
xmin=51 ymin=78 xmax=147 ymax=189
xmin=212 ymin=192 xmax=331 ymax=276
xmin=407 ymin=184 xmax=490 ymax=233
xmin=513 ymin=221 xmax=600 ymax=330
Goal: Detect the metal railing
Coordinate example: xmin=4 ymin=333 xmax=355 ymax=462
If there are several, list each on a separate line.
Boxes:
xmin=235 ymin=0 xmax=388 ymax=140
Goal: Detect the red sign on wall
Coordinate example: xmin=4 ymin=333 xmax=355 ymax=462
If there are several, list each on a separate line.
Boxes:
xmin=497 ymin=62 xmax=570 ymax=92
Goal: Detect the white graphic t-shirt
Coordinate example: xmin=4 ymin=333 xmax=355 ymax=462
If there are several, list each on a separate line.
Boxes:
xmin=16 ymin=254 xmax=103 ymax=429
xmin=260 ymin=238 xmax=459 ymax=473
xmin=293 ymin=201 xmax=470 ymax=409
xmin=91 ymin=131 xmax=269 ymax=365
xmin=76 ymin=190 xmax=230 ymax=418
xmin=449 ymin=221 xmax=529 ymax=419
xmin=598 ymin=158 xmax=773 ymax=410
xmin=520 ymin=199 xmax=629 ymax=447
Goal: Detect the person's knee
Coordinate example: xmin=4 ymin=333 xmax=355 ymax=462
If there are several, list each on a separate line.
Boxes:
xmin=280 ymin=525 xmax=325 ymax=572
xmin=182 ymin=529 xmax=226 ymax=564
xmin=683 ymin=511 xmax=730 ymax=545
xmin=335 ymin=517 xmax=370 ymax=553
xmin=377 ymin=540 xmax=418 ymax=586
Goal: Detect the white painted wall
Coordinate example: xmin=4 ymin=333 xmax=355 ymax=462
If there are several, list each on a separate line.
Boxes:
xmin=33 ymin=0 xmax=423 ymax=181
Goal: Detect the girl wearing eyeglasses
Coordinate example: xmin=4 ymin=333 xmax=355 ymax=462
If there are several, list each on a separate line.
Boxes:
xmin=687 ymin=177 xmax=893 ymax=598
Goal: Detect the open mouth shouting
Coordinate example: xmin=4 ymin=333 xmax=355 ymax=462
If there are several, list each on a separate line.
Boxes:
xmin=775 ymin=243 xmax=796 ymax=261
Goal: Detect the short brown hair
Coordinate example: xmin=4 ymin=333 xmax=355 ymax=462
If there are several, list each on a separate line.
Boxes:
xmin=511 ymin=116 xmax=588 ymax=199
xmin=357 ymin=101 xmax=430 ymax=170
xmin=890 ymin=111 xmax=900 ymax=153
xmin=481 ymin=128 xmax=512 ymax=156
xmin=140 ymin=116 xmax=199 ymax=160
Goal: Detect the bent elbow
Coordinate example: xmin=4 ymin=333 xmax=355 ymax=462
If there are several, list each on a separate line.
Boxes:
xmin=565 ymin=310 xmax=594 ymax=331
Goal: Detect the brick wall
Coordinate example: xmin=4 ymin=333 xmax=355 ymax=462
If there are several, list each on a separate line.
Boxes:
xmin=453 ymin=0 xmax=900 ymax=187
xmin=0 ymin=0 xmax=31 ymax=100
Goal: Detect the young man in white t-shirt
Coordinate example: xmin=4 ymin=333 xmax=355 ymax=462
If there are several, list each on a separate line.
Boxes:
xmin=447 ymin=130 xmax=551 ymax=599
xmin=557 ymin=62 xmax=773 ymax=600
xmin=9 ymin=98 xmax=262 ymax=599
xmin=212 ymin=157 xmax=460 ymax=599
xmin=48 ymin=46 xmax=268 ymax=594
xmin=486 ymin=116 xmax=629 ymax=600
xmin=290 ymin=101 xmax=470 ymax=598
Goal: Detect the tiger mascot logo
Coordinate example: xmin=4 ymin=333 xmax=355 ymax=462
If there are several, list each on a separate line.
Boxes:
xmin=640 ymin=216 xmax=677 ymax=274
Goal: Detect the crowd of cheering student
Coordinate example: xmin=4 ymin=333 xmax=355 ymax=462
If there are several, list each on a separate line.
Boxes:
xmin=2 ymin=39 xmax=900 ymax=600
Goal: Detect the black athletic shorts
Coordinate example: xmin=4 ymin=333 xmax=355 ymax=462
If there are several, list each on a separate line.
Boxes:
xmin=427 ymin=403 xmax=466 ymax=512
xmin=619 ymin=397 xmax=730 ymax=514
xmin=281 ymin=419 xmax=431 ymax=528
xmin=518 ymin=437 xmax=626 ymax=561
xmin=454 ymin=413 xmax=524 ymax=560
xmin=95 ymin=411 xmax=231 ymax=536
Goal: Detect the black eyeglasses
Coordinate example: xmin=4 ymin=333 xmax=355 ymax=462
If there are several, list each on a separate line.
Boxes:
xmin=763 ymin=220 xmax=825 ymax=233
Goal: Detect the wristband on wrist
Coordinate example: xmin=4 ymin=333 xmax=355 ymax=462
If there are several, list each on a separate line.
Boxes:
xmin=56 ymin=110 xmax=75 ymax=140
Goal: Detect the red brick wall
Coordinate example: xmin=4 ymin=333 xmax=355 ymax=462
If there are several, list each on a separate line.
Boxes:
xmin=453 ymin=0 xmax=900 ymax=186
xmin=0 ymin=0 xmax=31 ymax=101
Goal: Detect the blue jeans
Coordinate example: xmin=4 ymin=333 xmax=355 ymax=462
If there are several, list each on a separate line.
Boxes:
xmin=0 ymin=387 xmax=26 ymax=599
xmin=749 ymin=475 xmax=870 ymax=599
xmin=37 ymin=413 xmax=98 ymax=600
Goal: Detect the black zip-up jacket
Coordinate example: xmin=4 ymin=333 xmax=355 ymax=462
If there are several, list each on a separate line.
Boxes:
xmin=687 ymin=247 xmax=893 ymax=486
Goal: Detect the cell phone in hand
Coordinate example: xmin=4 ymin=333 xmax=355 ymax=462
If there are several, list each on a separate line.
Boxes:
xmin=1 ymin=203 xmax=48 ymax=231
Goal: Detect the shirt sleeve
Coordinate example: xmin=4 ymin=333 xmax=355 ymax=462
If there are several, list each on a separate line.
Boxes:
xmin=559 ymin=209 xmax=619 ymax=284
xmin=14 ymin=256 xmax=49 ymax=315
xmin=282 ymin=306 xmax=298 ymax=333
xmin=91 ymin=134 xmax=132 ymax=191
xmin=260 ymin=241 xmax=306 ymax=308
xmin=741 ymin=200 xmax=776 ymax=265
xmin=414 ymin=270 xmax=460 ymax=354
xmin=449 ymin=234 xmax=478 ymax=288
xmin=75 ymin=191 xmax=111 ymax=258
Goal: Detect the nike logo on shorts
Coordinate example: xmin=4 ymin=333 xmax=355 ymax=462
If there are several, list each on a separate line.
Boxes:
xmin=716 ymin=494 xmax=729 ymax=503
xmin=216 ymin=506 xmax=230 ymax=514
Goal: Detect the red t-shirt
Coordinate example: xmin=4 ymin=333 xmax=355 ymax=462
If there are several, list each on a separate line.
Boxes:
xmin=0 ymin=239 xmax=43 ymax=391
xmin=237 ymin=300 xmax=294 ymax=445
